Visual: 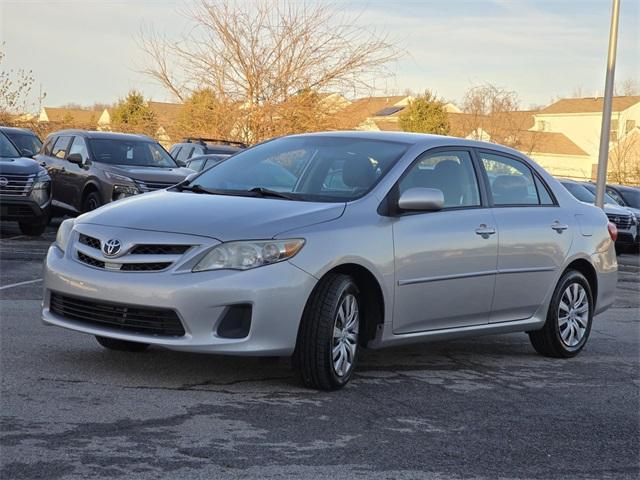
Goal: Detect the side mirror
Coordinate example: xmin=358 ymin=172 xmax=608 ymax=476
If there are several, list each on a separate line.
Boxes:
xmin=398 ymin=187 xmax=444 ymax=212
xmin=185 ymin=172 xmax=199 ymax=183
xmin=67 ymin=153 xmax=84 ymax=166
xmin=21 ymin=148 xmax=35 ymax=158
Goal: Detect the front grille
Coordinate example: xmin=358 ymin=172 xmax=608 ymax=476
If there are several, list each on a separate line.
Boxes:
xmin=130 ymin=244 xmax=191 ymax=255
xmin=607 ymin=213 xmax=633 ymax=230
xmin=136 ymin=180 xmax=178 ymax=192
xmin=77 ymin=251 xmax=105 ymax=268
xmin=50 ymin=292 xmax=185 ymax=337
xmin=0 ymin=173 xmax=34 ymax=196
xmin=78 ymin=233 xmax=101 ymax=250
xmin=120 ymin=262 xmax=172 ymax=271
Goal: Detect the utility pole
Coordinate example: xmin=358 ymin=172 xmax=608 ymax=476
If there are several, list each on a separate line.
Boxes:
xmin=595 ymin=0 xmax=621 ymax=208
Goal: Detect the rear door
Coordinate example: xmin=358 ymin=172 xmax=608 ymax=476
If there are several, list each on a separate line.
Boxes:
xmin=476 ymin=150 xmax=573 ymax=323
xmin=45 ymin=135 xmax=74 ymax=211
xmin=392 ymin=148 xmax=498 ymax=333
xmin=59 ymin=136 xmax=91 ymax=211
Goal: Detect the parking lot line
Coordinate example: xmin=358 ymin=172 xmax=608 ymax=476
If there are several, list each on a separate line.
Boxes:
xmin=0 ymin=279 xmax=42 ymax=290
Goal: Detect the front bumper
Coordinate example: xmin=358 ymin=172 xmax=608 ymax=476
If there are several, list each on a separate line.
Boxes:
xmin=42 ymin=245 xmax=317 ymax=355
xmin=0 ymin=196 xmax=50 ymax=222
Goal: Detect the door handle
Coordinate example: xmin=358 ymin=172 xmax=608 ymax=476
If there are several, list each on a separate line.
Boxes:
xmin=551 ymin=222 xmax=569 ymax=233
xmin=475 ymin=224 xmax=496 ymax=237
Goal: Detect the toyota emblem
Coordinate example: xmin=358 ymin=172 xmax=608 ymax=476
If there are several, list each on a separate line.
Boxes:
xmin=0 ymin=177 xmax=8 ymax=187
xmin=102 ymin=238 xmax=122 ymax=257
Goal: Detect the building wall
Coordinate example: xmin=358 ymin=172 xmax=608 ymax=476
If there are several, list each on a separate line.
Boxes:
xmin=530 ymin=152 xmax=594 ymax=180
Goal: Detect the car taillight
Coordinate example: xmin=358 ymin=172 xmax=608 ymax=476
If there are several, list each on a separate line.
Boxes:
xmin=607 ymin=222 xmax=618 ymax=242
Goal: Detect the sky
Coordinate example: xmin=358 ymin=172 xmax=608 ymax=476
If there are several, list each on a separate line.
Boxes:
xmin=1 ymin=0 xmax=639 ymax=111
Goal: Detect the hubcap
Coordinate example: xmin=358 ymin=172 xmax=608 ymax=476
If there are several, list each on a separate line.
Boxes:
xmin=332 ymin=293 xmax=359 ymax=377
xmin=558 ymin=283 xmax=589 ymax=347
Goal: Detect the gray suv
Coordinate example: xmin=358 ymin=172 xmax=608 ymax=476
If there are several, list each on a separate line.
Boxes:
xmin=36 ymin=130 xmax=193 ymax=214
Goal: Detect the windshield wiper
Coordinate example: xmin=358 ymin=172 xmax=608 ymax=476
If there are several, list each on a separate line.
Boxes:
xmin=247 ymin=187 xmax=297 ymax=200
xmin=178 ymin=183 xmax=232 ymax=195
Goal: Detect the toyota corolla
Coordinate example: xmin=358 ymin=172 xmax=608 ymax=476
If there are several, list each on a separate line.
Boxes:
xmin=42 ymin=132 xmax=617 ymax=390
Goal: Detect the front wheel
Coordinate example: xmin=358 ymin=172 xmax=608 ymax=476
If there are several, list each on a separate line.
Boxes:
xmin=95 ymin=336 xmax=149 ymax=352
xmin=528 ymin=270 xmax=593 ymax=358
xmin=294 ymin=273 xmax=360 ymax=390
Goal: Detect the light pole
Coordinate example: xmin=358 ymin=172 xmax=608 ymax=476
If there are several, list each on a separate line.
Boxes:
xmin=595 ymin=0 xmax=621 ymax=208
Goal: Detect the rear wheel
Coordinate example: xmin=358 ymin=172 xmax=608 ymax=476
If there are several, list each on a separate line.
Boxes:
xmin=95 ymin=336 xmax=149 ymax=352
xmin=528 ymin=270 xmax=593 ymax=358
xmin=294 ymin=273 xmax=360 ymax=390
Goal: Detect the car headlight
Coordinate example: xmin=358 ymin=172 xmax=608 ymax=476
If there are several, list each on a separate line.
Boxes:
xmin=193 ymin=239 xmax=305 ymax=272
xmin=112 ymin=184 xmax=140 ymax=201
xmin=30 ymin=170 xmax=51 ymax=206
xmin=104 ymin=171 xmax=135 ymax=183
xmin=55 ymin=218 xmax=75 ymax=253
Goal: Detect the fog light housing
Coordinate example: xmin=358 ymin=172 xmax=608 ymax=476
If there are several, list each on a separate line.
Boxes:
xmin=216 ymin=304 xmax=252 ymax=339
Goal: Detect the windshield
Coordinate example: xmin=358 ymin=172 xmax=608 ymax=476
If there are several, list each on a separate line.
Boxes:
xmin=90 ymin=138 xmax=177 ymax=167
xmin=189 ymin=136 xmax=408 ymax=202
xmin=620 ymin=188 xmax=640 ymax=208
xmin=561 ymin=182 xmax=595 ymax=203
xmin=5 ymin=131 xmax=42 ymax=156
xmin=0 ymin=132 xmax=20 ymax=158
xmin=580 ymin=183 xmax=619 ymax=205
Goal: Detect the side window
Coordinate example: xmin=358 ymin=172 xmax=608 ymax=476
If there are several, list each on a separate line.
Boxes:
xmin=606 ymin=187 xmax=624 ymax=206
xmin=399 ymin=150 xmax=480 ymax=208
xmin=480 ymin=152 xmax=540 ymax=206
xmin=67 ymin=136 xmax=89 ymax=162
xmin=52 ymin=136 xmax=73 ymax=159
xmin=176 ymin=146 xmax=193 ymax=162
xmin=205 ymin=158 xmax=221 ymax=169
xmin=534 ymin=176 xmax=554 ymax=205
xmin=42 ymin=136 xmax=56 ymax=156
xmin=192 ymin=146 xmax=205 ymax=157
xmin=188 ymin=158 xmax=205 ymax=171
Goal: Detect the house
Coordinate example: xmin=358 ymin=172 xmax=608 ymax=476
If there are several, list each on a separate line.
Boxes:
xmin=529 ymin=96 xmax=640 ymax=179
xmin=38 ymin=107 xmax=111 ymax=129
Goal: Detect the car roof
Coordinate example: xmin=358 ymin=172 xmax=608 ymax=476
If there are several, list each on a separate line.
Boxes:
xmin=175 ymin=142 xmax=241 ymax=154
xmin=0 ymin=126 xmax=38 ymax=135
xmin=609 ymin=184 xmax=639 ymax=192
xmin=47 ymin=129 xmax=155 ymax=142
xmin=286 ymin=131 xmax=530 ymax=157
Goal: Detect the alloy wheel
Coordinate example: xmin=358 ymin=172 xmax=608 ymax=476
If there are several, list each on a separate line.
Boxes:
xmin=558 ymin=283 xmax=590 ymax=347
xmin=332 ymin=293 xmax=359 ymax=377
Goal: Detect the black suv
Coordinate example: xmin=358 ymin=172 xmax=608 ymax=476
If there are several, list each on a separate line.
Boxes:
xmin=169 ymin=137 xmax=245 ymax=166
xmin=36 ymin=130 xmax=193 ymax=214
xmin=0 ymin=126 xmax=43 ymax=158
xmin=0 ymin=130 xmax=51 ymax=236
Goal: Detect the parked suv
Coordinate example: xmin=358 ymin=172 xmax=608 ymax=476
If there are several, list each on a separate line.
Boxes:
xmin=169 ymin=137 xmax=245 ymax=166
xmin=0 ymin=130 xmax=51 ymax=236
xmin=559 ymin=179 xmax=638 ymax=251
xmin=42 ymin=132 xmax=617 ymax=390
xmin=36 ymin=131 xmax=193 ymax=214
xmin=0 ymin=126 xmax=43 ymax=158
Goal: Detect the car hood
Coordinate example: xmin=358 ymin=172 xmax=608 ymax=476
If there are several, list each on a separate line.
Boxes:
xmin=105 ymin=164 xmax=193 ymax=183
xmin=603 ymin=202 xmax=632 ymax=216
xmin=77 ymin=190 xmax=346 ymax=240
xmin=0 ymin=156 xmax=44 ymax=175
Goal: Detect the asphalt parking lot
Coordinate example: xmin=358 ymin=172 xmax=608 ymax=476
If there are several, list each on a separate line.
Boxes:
xmin=1 ymin=219 xmax=638 ymax=480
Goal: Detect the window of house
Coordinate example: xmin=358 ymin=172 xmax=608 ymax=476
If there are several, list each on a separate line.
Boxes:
xmin=610 ymin=119 xmax=619 ymax=141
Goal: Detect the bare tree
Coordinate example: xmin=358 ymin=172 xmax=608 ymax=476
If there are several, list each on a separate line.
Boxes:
xmin=615 ymin=78 xmax=640 ymax=97
xmin=609 ymin=129 xmax=640 ymax=185
xmin=140 ymin=0 xmax=398 ymax=142
xmin=0 ymin=44 xmax=38 ymax=122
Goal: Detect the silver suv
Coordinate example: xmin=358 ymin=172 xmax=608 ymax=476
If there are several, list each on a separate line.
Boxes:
xmin=42 ymin=132 xmax=617 ymax=390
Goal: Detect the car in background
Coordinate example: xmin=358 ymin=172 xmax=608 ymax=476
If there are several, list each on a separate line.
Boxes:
xmin=169 ymin=137 xmax=246 ymax=166
xmin=42 ymin=132 xmax=617 ymax=390
xmin=0 ymin=126 xmax=43 ymax=158
xmin=36 ymin=130 xmax=193 ymax=214
xmin=604 ymin=184 xmax=640 ymax=211
xmin=184 ymin=153 xmax=230 ymax=172
xmin=559 ymin=179 xmax=638 ymax=251
xmin=0 ymin=130 xmax=51 ymax=236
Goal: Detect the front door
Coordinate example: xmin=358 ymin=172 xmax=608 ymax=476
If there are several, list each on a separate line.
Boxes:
xmin=476 ymin=150 xmax=574 ymax=323
xmin=392 ymin=149 xmax=498 ymax=334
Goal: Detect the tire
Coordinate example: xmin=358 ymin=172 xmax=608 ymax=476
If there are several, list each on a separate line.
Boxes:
xmin=18 ymin=221 xmax=47 ymax=236
xmin=83 ymin=191 xmax=102 ymax=213
xmin=294 ymin=273 xmax=361 ymax=391
xmin=528 ymin=270 xmax=593 ymax=358
xmin=95 ymin=336 xmax=149 ymax=352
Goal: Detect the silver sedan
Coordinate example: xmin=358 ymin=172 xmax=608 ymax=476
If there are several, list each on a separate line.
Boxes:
xmin=42 ymin=132 xmax=617 ymax=390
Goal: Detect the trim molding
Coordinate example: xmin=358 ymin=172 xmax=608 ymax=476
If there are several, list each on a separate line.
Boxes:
xmin=398 ymin=266 xmax=555 ymax=286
